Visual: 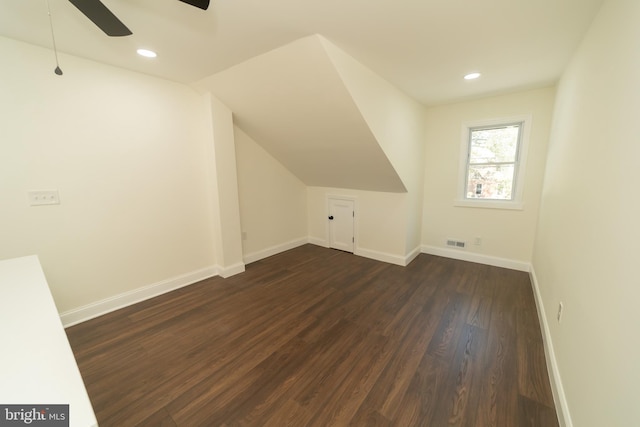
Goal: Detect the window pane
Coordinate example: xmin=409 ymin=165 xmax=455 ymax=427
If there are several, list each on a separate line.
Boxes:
xmin=469 ymin=125 xmax=520 ymax=164
xmin=466 ymin=164 xmax=515 ymax=200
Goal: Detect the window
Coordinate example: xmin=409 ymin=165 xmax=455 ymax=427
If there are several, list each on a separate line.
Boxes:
xmin=466 ymin=123 xmax=521 ymax=200
xmin=456 ymin=116 xmax=531 ymax=210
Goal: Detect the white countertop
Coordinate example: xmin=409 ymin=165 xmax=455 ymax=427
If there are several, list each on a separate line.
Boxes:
xmin=0 ymin=255 xmax=98 ymax=427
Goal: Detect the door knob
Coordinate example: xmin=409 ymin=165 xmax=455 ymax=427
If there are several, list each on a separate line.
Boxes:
xmin=328 ymin=215 xmax=334 ymax=220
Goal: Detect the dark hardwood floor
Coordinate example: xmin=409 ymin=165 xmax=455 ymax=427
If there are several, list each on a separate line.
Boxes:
xmin=66 ymin=244 xmax=558 ymax=427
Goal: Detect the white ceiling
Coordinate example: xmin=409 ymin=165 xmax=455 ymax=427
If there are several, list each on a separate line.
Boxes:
xmin=0 ymin=0 xmax=603 ymax=106
xmin=197 ymin=35 xmax=408 ymax=192
xmin=1 ymin=0 xmax=605 ymax=192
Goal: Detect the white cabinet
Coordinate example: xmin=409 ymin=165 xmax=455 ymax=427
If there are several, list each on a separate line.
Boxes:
xmin=0 ymin=256 xmax=98 ymax=427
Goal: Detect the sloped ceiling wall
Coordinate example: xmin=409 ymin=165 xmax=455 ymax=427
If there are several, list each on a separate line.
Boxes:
xmin=195 ymin=35 xmax=407 ymax=193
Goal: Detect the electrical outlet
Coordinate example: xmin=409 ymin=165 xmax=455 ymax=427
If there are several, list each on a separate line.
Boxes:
xmin=28 ymin=190 xmax=60 ymax=206
xmin=557 ymin=302 xmax=564 ymax=323
xmin=241 ymin=231 xmax=247 ymax=240
xmin=474 ymin=236 xmax=482 ymax=246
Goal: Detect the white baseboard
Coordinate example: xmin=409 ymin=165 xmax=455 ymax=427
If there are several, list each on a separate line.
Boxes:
xmin=243 ymin=238 xmax=309 ymax=264
xmin=421 ymin=245 xmax=567 ymax=425
xmin=420 ymin=245 xmax=530 ymax=272
xmin=218 ymin=262 xmax=245 ymax=278
xmin=307 ymin=236 xmax=329 ymax=248
xmin=405 ymin=245 xmax=422 ymax=266
xmin=58 ymin=238 xmax=568 ymax=427
xmin=529 ymin=266 xmax=572 ymax=427
xmin=306 ymin=240 xmax=420 ymax=267
xmin=355 ymin=247 xmax=406 ymax=266
xmin=60 ymin=266 xmax=218 ymax=328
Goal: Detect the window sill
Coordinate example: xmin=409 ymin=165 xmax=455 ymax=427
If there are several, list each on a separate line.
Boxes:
xmin=454 ymin=199 xmax=524 ymax=211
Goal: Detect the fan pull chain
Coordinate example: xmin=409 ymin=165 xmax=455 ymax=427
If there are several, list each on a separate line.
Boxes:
xmin=46 ymin=0 xmax=63 ymax=75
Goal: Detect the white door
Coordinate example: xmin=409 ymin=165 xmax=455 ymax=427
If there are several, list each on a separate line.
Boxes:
xmin=328 ymin=198 xmax=354 ymax=253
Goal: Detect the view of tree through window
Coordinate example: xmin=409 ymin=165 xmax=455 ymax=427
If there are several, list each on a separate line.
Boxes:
xmin=465 ymin=123 xmax=522 ymax=200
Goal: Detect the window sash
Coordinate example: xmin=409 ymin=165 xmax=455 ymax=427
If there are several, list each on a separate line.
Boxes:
xmin=464 ymin=122 xmax=523 ymax=201
xmin=468 ymin=161 xmax=517 ymax=167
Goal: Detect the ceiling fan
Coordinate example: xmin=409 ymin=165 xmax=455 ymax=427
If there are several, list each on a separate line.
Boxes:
xmin=68 ymin=0 xmax=210 ymax=36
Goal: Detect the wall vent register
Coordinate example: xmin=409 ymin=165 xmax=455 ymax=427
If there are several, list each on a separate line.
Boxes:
xmin=446 ymin=239 xmax=466 ymax=249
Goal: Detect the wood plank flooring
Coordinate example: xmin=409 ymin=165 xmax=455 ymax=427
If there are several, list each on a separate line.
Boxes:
xmin=66 ymin=245 xmax=558 ymax=427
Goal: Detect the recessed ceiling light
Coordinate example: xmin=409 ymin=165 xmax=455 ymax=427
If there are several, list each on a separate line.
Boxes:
xmin=136 ymin=48 xmax=157 ymax=58
xmin=464 ymin=72 xmax=481 ymax=80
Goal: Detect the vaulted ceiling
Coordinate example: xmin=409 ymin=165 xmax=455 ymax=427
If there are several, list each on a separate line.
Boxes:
xmin=0 ymin=0 xmax=604 ymax=192
xmin=0 ymin=0 xmax=603 ymax=106
xmin=197 ymin=35 xmax=408 ymax=192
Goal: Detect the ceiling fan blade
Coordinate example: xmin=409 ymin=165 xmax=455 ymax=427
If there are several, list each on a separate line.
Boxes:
xmin=68 ymin=0 xmax=133 ymax=36
xmin=178 ymin=0 xmax=210 ymax=10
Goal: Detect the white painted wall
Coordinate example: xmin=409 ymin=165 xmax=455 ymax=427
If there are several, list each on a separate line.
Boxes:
xmin=532 ymin=1 xmax=640 ymax=425
xmin=321 ymin=36 xmax=427 ymax=256
xmin=307 ymin=187 xmax=408 ymax=265
xmin=0 ymin=37 xmax=216 ymax=313
xmin=422 ymin=87 xmax=555 ymax=264
xmin=196 ymin=35 xmax=406 ymax=193
xmin=234 ymin=127 xmax=308 ymax=261
xmin=205 ymin=94 xmax=245 ymax=277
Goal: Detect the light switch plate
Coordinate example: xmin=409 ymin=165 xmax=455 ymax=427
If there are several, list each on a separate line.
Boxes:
xmin=28 ymin=190 xmax=60 ymax=206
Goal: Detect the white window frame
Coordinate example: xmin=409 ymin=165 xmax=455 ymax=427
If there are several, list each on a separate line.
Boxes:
xmin=455 ymin=115 xmax=532 ymax=210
